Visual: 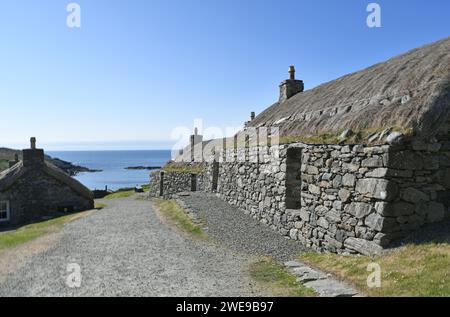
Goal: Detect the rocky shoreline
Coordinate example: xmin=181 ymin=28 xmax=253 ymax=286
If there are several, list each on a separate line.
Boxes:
xmin=125 ymin=166 xmax=161 ymax=171
xmin=49 ymin=157 xmax=102 ymax=176
xmin=0 ymin=147 xmax=100 ymax=176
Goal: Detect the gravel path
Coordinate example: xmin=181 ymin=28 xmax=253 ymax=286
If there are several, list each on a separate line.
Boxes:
xmin=0 ymin=197 xmax=264 ymax=297
xmin=178 ymin=192 xmax=307 ymax=262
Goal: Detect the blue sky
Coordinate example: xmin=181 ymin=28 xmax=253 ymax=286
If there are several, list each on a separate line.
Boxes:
xmin=0 ymin=0 xmax=449 ymax=150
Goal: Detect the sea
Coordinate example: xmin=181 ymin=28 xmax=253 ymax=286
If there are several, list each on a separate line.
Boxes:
xmin=48 ymin=150 xmax=172 ymax=191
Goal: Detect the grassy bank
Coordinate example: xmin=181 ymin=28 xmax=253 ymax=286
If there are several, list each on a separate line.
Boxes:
xmin=104 ymin=189 xmax=135 ymax=199
xmin=0 ymin=211 xmax=91 ymax=251
xmin=0 ymin=159 xmax=9 ymax=172
xmin=103 ymin=184 xmax=150 ymax=200
xmin=249 ymin=258 xmax=316 ymax=297
xmin=299 ymin=241 xmax=450 ymax=297
xmin=152 ymin=199 xmax=208 ymax=240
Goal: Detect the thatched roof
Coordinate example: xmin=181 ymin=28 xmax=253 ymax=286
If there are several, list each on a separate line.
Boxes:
xmin=249 ymin=37 xmax=450 ymax=142
xmin=0 ymin=161 xmax=93 ymax=200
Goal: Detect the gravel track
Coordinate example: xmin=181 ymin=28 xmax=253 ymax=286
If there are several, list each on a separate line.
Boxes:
xmin=0 ymin=197 xmax=263 ymax=297
xmin=178 ymin=192 xmax=307 ymax=262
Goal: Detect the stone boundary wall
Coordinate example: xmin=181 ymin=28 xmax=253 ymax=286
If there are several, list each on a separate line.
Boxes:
xmin=216 ymin=145 xmax=288 ymax=229
xmin=149 ymin=170 xmax=205 ymax=199
xmin=150 ymin=140 xmax=450 ymax=255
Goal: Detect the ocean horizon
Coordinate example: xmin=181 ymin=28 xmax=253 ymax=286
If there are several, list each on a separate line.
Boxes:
xmin=48 ymin=150 xmax=172 ymax=191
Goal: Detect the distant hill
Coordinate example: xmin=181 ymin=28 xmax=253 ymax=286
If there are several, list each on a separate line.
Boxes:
xmin=0 ymin=147 xmax=95 ymax=175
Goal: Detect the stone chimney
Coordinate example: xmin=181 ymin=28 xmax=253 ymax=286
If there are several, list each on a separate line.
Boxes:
xmin=279 ymin=66 xmax=304 ymax=103
xmin=250 ymin=112 xmax=256 ymax=121
xmin=190 ymin=128 xmax=203 ymax=162
xmin=22 ymin=137 xmax=45 ymax=167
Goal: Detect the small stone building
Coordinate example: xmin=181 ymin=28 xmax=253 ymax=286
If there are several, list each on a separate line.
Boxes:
xmin=151 ymin=37 xmax=450 ymax=255
xmin=0 ymin=138 xmax=94 ymax=227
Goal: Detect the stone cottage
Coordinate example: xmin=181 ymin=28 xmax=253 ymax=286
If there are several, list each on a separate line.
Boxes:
xmin=0 ymin=138 xmax=94 ymax=227
xmin=151 ymin=37 xmax=450 ymax=255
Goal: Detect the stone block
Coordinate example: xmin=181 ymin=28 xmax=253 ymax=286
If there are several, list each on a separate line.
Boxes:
xmin=364 ymin=213 xmax=383 ymax=231
xmin=384 ymin=151 xmax=424 ymax=170
xmin=345 ymin=202 xmax=373 ymax=219
xmin=332 ymin=175 xmax=343 ymax=188
xmin=362 ymin=157 xmax=384 ymax=168
xmin=344 ymin=237 xmax=383 ymax=256
xmin=305 ymin=165 xmax=319 ymax=175
xmin=317 ymin=217 xmax=329 ymax=229
xmin=426 ymin=202 xmax=445 ymax=223
xmin=401 ymin=187 xmax=429 ymax=204
xmin=355 ymin=178 xmax=399 ymax=201
xmin=309 ymin=184 xmax=321 ymax=195
xmin=342 ymin=173 xmax=356 ymax=187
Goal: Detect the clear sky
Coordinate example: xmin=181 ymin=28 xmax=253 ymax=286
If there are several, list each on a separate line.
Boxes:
xmin=0 ymin=0 xmax=449 ymax=150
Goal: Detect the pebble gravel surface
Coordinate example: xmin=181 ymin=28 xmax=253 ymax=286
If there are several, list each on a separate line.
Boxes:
xmin=178 ymin=192 xmax=307 ymax=262
xmin=0 ymin=197 xmax=264 ymax=297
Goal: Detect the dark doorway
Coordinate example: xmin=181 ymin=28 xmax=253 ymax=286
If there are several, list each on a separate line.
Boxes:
xmin=285 ymin=147 xmax=302 ymax=209
xmin=159 ymin=172 xmax=165 ymax=196
xmin=191 ymin=173 xmax=197 ymax=192
xmin=58 ymin=206 xmax=74 ymax=213
xmin=212 ymin=161 xmax=219 ymax=192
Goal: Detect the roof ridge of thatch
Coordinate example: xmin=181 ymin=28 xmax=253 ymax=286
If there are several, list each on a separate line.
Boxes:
xmin=0 ymin=161 xmax=92 ymax=200
xmin=43 ymin=162 xmax=93 ymax=200
xmin=0 ymin=162 xmax=26 ymax=192
xmin=291 ymin=77 xmax=448 ymax=120
xmin=249 ymin=36 xmax=450 ymax=141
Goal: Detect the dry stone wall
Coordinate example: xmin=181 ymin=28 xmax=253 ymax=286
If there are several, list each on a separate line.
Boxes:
xmin=150 ymin=139 xmax=450 ymax=255
xmin=149 ymin=170 xmax=205 ymax=199
xmin=216 ymin=146 xmax=289 ymax=229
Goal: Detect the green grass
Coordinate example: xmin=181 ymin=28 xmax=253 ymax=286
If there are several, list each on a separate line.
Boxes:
xmin=94 ymin=202 xmax=106 ymax=209
xmin=103 ymin=184 xmax=151 ymax=200
xmin=0 ymin=212 xmax=89 ymax=251
xmin=163 ymin=166 xmax=205 ymax=174
xmin=103 ymin=189 xmax=135 ymax=200
xmin=278 ymin=126 xmax=413 ymax=145
xmin=152 ymin=199 xmax=208 ymax=240
xmin=0 ymin=159 xmax=9 ymax=172
xmin=249 ymin=258 xmax=316 ymax=297
xmin=299 ymin=242 xmax=450 ymax=297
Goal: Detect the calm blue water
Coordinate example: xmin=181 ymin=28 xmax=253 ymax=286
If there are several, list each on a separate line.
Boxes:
xmin=48 ymin=150 xmax=171 ymax=191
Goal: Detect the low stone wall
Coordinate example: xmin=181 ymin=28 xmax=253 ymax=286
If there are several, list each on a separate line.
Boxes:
xmin=216 ymin=146 xmax=288 ymax=229
xmin=150 ymin=140 xmax=450 ymax=255
xmin=149 ymin=170 xmax=205 ymax=199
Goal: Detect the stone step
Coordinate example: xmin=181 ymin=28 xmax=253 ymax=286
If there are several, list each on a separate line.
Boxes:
xmin=284 ymin=260 xmax=360 ymax=297
xmin=292 ymin=267 xmax=328 ymax=283
xmin=304 ymin=279 xmax=359 ymax=297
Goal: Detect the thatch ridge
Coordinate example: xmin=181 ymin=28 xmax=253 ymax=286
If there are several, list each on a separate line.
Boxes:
xmin=249 ymin=37 xmax=450 ymax=141
xmin=43 ymin=162 xmax=93 ymax=200
xmin=0 ymin=161 xmax=93 ymax=200
xmin=0 ymin=162 xmax=26 ymax=192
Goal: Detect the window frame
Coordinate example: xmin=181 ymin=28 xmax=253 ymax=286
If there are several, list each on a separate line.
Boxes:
xmin=0 ymin=201 xmax=10 ymax=222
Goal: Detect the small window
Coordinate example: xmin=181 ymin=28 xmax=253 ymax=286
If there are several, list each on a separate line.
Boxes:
xmin=57 ymin=206 xmax=74 ymax=213
xmin=0 ymin=201 xmax=10 ymax=222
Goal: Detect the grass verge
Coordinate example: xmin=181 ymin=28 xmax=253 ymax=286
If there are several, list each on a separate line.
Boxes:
xmin=94 ymin=202 xmax=106 ymax=209
xmin=163 ymin=166 xmax=205 ymax=174
xmin=299 ymin=242 xmax=450 ymax=297
xmin=103 ymin=190 xmax=135 ymax=200
xmin=249 ymin=258 xmax=316 ymax=297
xmin=0 ymin=159 xmax=9 ymax=172
xmin=0 ymin=211 xmax=91 ymax=251
xmin=103 ymin=184 xmax=150 ymax=200
xmin=152 ymin=199 xmax=208 ymax=240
